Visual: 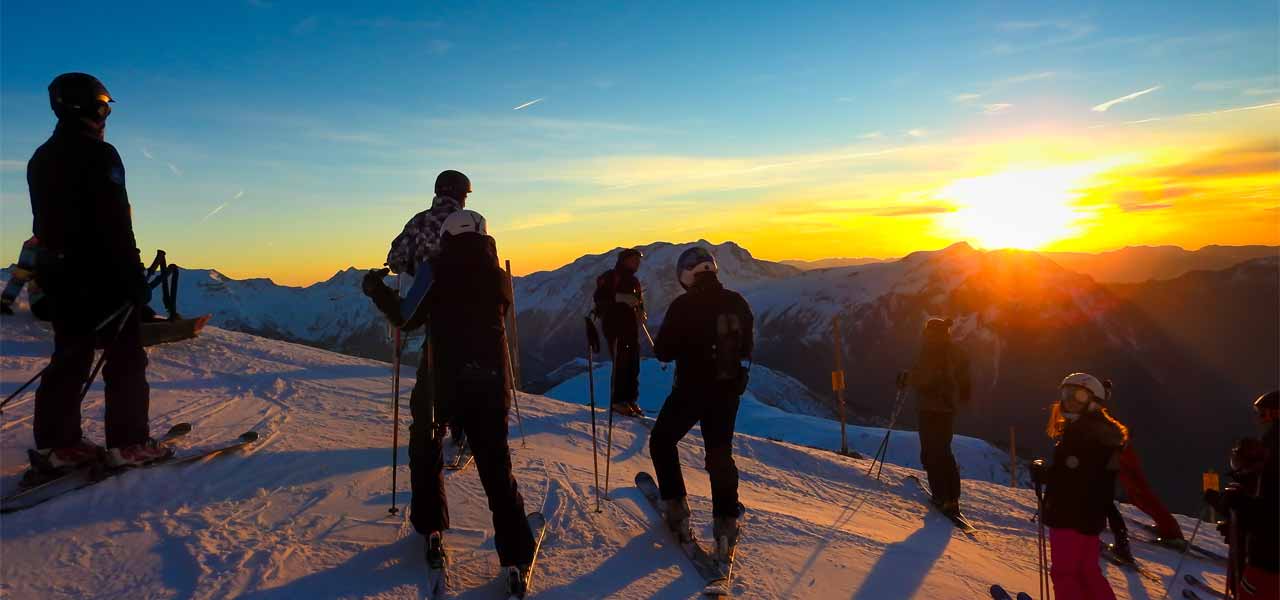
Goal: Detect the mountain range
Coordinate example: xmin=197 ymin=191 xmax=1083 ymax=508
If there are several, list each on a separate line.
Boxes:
xmin=3 ymin=241 xmax=1273 ymax=510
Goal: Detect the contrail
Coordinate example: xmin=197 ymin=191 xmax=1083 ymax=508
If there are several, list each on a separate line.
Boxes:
xmin=1092 ymin=85 xmax=1161 ymax=112
xmin=512 ymin=98 xmax=544 ymax=111
xmin=200 ymin=202 xmax=229 ymax=223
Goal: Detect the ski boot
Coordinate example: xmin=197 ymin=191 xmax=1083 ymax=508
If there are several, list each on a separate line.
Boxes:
xmin=425 ymin=531 xmax=447 ymax=569
xmin=1110 ymin=529 xmax=1136 ymax=564
xmin=712 ymin=503 xmax=745 ymax=563
xmin=504 ymin=563 xmax=531 ymax=598
xmin=31 ymin=437 xmax=102 ymax=471
xmin=1153 ymin=535 xmax=1188 ymax=552
xmin=106 ymin=438 xmax=175 ymax=468
xmin=611 ymin=401 xmax=644 ymax=418
xmin=665 ymin=496 xmax=694 ymax=543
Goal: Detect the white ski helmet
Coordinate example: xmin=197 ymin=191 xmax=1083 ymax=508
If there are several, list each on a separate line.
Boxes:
xmin=677 ymin=246 xmax=718 ymax=290
xmin=442 ymin=209 xmax=487 ymax=237
xmin=1060 ymin=372 xmax=1108 ymax=402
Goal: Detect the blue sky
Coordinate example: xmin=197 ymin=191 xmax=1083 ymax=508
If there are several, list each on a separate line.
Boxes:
xmin=2 ymin=1 xmax=1276 ymax=284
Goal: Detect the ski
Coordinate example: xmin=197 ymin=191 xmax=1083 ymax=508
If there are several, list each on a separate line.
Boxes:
xmin=990 ymin=585 xmax=1013 ymax=600
xmin=445 ymin=442 xmax=473 ymax=472
xmin=424 ymin=534 xmax=449 ymax=600
xmin=0 ymin=422 xmax=192 ymax=513
xmin=505 ymin=511 xmax=548 ymax=599
xmin=1183 ymin=590 xmax=1205 ymax=600
xmin=1183 ymin=574 xmax=1228 ymax=599
xmin=703 ymin=519 xmax=743 ymax=599
xmin=1139 ymin=524 xmax=1227 ymax=562
xmin=635 ymin=472 xmax=733 ymax=596
xmin=1 ymin=429 xmax=256 ymax=514
xmin=905 ymin=475 xmax=977 ymax=533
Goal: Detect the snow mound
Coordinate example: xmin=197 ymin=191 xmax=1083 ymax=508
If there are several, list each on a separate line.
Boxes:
xmin=0 ymin=315 xmax=1226 ymax=599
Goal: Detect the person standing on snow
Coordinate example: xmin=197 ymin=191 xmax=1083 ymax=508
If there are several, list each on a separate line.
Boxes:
xmin=27 ymin=73 xmax=172 ymax=470
xmin=648 ymin=246 xmax=754 ymax=560
xmin=593 ymin=248 xmax=647 ymax=417
xmin=363 ymin=210 xmax=537 ymax=593
xmin=909 ymin=317 xmax=971 ymax=517
xmin=1205 ymin=390 xmax=1278 ymax=600
xmin=1030 ymin=373 xmax=1126 ymax=600
xmin=384 ymin=170 xmax=471 ymax=454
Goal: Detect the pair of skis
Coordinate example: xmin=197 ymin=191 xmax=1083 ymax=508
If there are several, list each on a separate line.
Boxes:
xmin=905 ymin=475 xmax=978 ymax=533
xmin=425 ymin=511 xmax=549 ymax=600
xmin=0 ymin=423 xmax=258 ymax=513
xmin=636 ymin=472 xmax=742 ymax=598
xmin=989 ymin=584 xmax=1033 ymax=600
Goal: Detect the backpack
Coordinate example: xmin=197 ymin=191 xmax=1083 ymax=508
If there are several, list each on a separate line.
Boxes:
xmin=713 ymin=311 xmax=749 ymax=393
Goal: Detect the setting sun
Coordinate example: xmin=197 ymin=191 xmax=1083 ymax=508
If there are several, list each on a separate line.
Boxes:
xmin=938 ymin=162 xmax=1117 ymax=250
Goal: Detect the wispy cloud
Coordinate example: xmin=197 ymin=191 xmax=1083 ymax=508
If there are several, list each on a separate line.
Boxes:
xmin=983 ymin=103 xmax=1013 ymax=115
xmin=778 ymin=203 xmax=954 ymax=217
xmin=999 ymin=71 xmax=1057 ymax=85
xmin=858 ymin=131 xmax=884 ymax=140
xmin=906 ymin=129 xmax=929 ymax=138
xmin=512 ymin=98 xmax=545 ymax=111
xmin=141 ymin=147 xmax=155 ymax=160
xmin=990 ymin=19 xmax=1095 ymax=55
xmin=1092 ymin=85 xmax=1161 ymax=112
xmin=503 ymin=211 xmax=574 ymax=232
xmin=292 ymin=16 xmax=319 ymax=35
xmin=167 ymin=163 xmax=184 ymax=176
xmin=201 ymin=202 xmax=229 ymax=223
xmin=952 ymin=93 xmax=982 ymax=103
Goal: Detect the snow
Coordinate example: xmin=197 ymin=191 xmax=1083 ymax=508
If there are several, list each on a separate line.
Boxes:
xmin=1 ymin=314 xmax=1228 ymax=599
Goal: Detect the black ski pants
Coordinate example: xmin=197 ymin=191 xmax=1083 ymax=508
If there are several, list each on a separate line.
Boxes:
xmin=918 ymin=409 xmax=961 ymax=505
xmin=607 ymin=334 xmax=641 ymax=406
xmin=408 ymin=357 xmax=534 ymax=567
xmin=34 ymin=307 xmax=150 ymax=449
xmin=649 ymin=383 xmax=742 ymax=517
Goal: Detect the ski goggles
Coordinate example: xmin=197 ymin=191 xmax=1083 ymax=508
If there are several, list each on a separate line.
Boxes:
xmin=1058 ymin=386 xmax=1093 ymax=411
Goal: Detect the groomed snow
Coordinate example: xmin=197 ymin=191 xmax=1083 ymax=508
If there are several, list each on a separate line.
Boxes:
xmin=1 ymin=315 xmax=1227 ymax=599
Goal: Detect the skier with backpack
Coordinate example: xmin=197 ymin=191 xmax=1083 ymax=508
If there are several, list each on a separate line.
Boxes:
xmin=25 ymin=72 xmax=174 ymax=471
xmin=909 ymin=317 xmax=971 ymax=518
xmin=362 ymin=210 xmax=539 ymax=596
xmin=592 ymin=248 xmax=646 ymax=418
xmin=1204 ymin=390 xmax=1278 ymax=600
xmin=1030 ymin=372 xmax=1127 ymax=600
xmin=647 ymin=246 xmax=754 ymax=561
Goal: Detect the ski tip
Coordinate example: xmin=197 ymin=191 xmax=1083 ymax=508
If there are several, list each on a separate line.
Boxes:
xmin=168 ymin=422 xmax=193 ymax=436
xmin=239 ymin=431 xmax=260 ymax=443
xmin=635 ymin=471 xmax=655 ymax=484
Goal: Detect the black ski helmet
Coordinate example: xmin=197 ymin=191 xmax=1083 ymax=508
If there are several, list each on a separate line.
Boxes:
xmin=435 ymin=170 xmax=471 ymax=198
xmin=49 ymin=73 xmax=114 ymax=122
xmin=617 ymin=248 xmax=644 ymax=268
xmin=676 ymin=246 xmax=718 ymax=290
xmin=1255 ymin=390 xmax=1279 ymax=422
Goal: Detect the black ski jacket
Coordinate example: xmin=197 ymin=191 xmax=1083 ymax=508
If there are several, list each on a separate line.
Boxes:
xmin=420 ymin=233 xmax=513 ymax=417
xmin=593 ymin=266 xmax=643 ymax=341
xmin=1243 ymin=424 xmax=1278 ymax=572
xmin=911 ymin=340 xmax=971 ymax=414
xmin=28 ymin=121 xmax=145 ymax=324
xmin=654 ymin=274 xmax=754 ymax=391
xmin=1042 ymin=411 xmax=1126 ymax=535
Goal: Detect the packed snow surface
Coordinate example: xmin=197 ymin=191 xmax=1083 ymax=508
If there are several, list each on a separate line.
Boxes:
xmin=1 ymin=316 xmax=1226 ymax=599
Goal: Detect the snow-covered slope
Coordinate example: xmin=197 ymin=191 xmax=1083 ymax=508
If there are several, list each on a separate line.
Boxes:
xmin=0 ymin=314 xmax=1227 ymax=599
xmin=545 ymin=358 xmax=1022 ymax=485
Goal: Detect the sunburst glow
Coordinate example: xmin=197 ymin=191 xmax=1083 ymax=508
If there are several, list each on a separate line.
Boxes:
xmin=938 ymin=163 xmax=1114 ymax=250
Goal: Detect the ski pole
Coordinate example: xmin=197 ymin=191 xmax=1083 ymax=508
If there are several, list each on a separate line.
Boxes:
xmin=388 ymin=327 xmax=403 ymax=516
xmin=638 ymin=320 xmax=667 ymax=372
xmin=3 ymin=302 xmax=131 ymax=413
xmin=585 ymin=316 xmax=602 ymax=512
xmin=1035 ymin=482 xmax=1051 ymax=600
xmin=77 ymin=303 xmax=136 ymax=402
xmin=867 ymin=377 xmax=908 ymax=479
xmin=502 ymin=318 xmax=526 ymax=448
xmin=1160 ymin=503 xmax=1208 ymax=600
xmin=603 ymin=338 xmax=619 ymax=500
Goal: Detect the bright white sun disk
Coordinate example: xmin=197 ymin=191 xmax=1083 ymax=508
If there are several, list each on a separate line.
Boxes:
xmin=939 ymin=164 xmax=1106 ymax=249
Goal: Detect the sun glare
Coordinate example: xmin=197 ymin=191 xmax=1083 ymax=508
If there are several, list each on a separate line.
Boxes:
xmin=938 ymin=163 xmax=1113 ymax=250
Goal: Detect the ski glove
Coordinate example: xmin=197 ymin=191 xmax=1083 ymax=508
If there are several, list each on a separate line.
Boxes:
xmin=361 ymin=268 xmax=405 ymax=328
xmin=129 ymin=274 xmax=152 ymax=307
xmin=1029 ymin=458 xmax=1048 ymax=487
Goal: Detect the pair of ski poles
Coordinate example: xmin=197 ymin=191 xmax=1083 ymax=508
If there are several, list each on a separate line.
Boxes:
xmin=865 ymin=371 xmax=910 ymax=481
xmin=1 ymin=302 xmax=134 ymax=415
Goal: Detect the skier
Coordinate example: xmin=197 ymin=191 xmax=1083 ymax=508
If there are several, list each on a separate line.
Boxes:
xmin=385 ymin=169 xmax=471 ymax=454
xmin=592 ymin=248 xmax=646 ymax=417
xmin=1030 ymin=372 xmax=1126 ymax=600
xmin=1204 ymin=390 xmax=1278 ymax=600
xmin=648 ymin=246 xmax=753 ymax=558
xmin=25 ymin=73 xmax=173 ymax=470
xmin=362 ymin=210 xmax=537 ymax=593
xmin=909 ymin=317 xmax=971 ymax=517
